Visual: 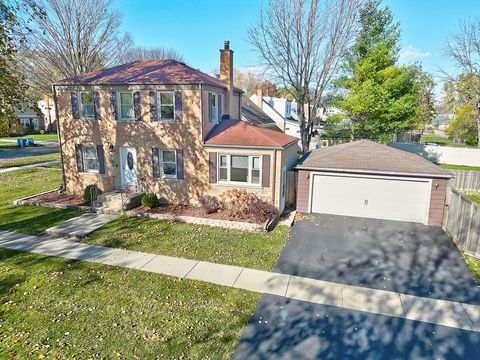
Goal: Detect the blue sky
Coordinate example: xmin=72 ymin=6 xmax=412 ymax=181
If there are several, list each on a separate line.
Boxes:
xmin=114 ymin=0 xmax=480 ymax=92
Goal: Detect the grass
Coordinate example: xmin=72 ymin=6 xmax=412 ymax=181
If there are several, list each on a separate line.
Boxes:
xmin=439 ymin=164 xmax=480 ymax=172
xmin=421 ymin=133 xmax=454 ymax=146
xmin=83 ymin=217 xmax=289 ymax=271
xmin=0 ymin=133 xmax=58 ymax=142
xmin=0 ymin=248 xmax=258 ymax=359
xmin=0 ymin=153 xmax=60 ymax=169
xmin=0 ymin=168 xmax=81 ymax=235
xmin=465 ymin=194 xmax=480 ymax=204
xmin=465 ymin=256 xmax=480 ymax=282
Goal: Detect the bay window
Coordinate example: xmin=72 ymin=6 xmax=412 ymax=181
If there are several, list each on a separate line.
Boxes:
xmin=218 ymin=154 xmax=261 ymax=185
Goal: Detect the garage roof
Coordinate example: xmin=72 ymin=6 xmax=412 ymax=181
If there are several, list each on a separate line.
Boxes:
xmin=296 ymin=140 xmax=452 ymax=178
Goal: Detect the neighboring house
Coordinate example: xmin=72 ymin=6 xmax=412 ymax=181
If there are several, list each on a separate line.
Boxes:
xmin=432 ymin=113 xmax=453 ymax=131
xmin=240 ymin=96 xmax=280 ymax=130
xmin=39 ymin=97 xmax=57 ymax=132
xmin=10 ymin=106 xmax=43 ymax=135
xmin=53 ymin=41 xmax=299 ymax=212
xmin=296 ymin=140 xmax=452 ymax=226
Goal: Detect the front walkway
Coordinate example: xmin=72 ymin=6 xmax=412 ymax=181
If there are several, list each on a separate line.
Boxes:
xmin=0 ymin=160 xmax=61 ymax=173
xmin=0 ymin=230 xmax=478 ymax=333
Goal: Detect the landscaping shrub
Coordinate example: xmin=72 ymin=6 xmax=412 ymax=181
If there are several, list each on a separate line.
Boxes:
xmin=219 ymin=188 xmax=278 ymax=222
xmin=83 ymin=184 xmax=102 ymax=203
xmin=199 ymin=195 xmax=220 ymax=214
xmin=247 ymin=198 xmax=279 ymax=222
xmin=141 ymin=193 xmax=160 ymax=208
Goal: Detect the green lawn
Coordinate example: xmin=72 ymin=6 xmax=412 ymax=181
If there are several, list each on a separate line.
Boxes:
xmin=83 ymin=217 xmax=289 ymax=271
xmin=421 ymin=133 xmax=454 ymax=146
xmin=439 ymin=164 xmax=480 ymax=172
xmin=465 ymin=256 xmax=480 ymax=282
xmin=0 ymin=248 xmax=257 ymax=359
xmin=0 ymin=168 xmax=80 ymax=235
xmin=465 ymin=194 xmax=480 ymax=204
xmin=0 ymin=133 xmax=58 ymax=142
xmin=0 ymin=153 xmax=60 ymax=169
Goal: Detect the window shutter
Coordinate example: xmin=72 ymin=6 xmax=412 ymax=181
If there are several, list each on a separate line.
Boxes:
xmin=176 ymin=149 xmax=184 ymax=179
xmin=93 ymin=91 xmax=101 ymax=120
xmin=71 ymin=91 xmax=80 ymax=119
xmin=133 ymin=91 xmax=141 ymax=121
xmin=97 ymin=145 xmax=105 ymax=174
xmin=217 ymin=94 xmax=222 ymax=121
xmin=262 ymin=154 xmax=271 ymax=187
xmin=110 ymin=92 xmax=118 ymax=120
xmin=208 ymin=92 xmax=212 ymax=123
xmin=75 ymin=144 xmax=84 ymax=172
xmin=152 ymin=148 xmax=160 ymax=178
xmin=175 ymin=91 xmax=182 ymax=122
xmin=208 ymin=152 xmax=217 ymax=183
xmin=149 ymin=90 xmax=157 ymax=121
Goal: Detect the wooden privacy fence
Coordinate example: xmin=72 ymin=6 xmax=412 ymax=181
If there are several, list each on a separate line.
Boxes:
xmin=285 ymin=171 xmax=297 ymax=208
xmin=449 ymin=170 xmax=480 ymax=194
xmin=444 ymin=188 xmax=480 ymax=258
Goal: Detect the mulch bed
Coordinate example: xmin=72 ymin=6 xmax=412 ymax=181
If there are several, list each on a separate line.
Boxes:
xmin=134 ymin=204 xmax=268 ymax=224
xmin=24 ymin=192 xmax=88 ymax=206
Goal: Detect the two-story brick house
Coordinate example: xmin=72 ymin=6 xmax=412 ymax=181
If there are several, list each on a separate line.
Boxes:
xmin=53 ymin=42 xmax=299 ymax=212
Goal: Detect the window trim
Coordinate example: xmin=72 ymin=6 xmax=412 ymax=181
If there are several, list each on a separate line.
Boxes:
xmin=156 ymin=91 xmax=175 ymax=121
xmin=159 ymin=149 xmax=177 ymax=180
xmin=117 ymin=91 xmax=135 ymax=121
xmin=210 ymin=92 xmax=219 ymax=124
xmin=79 ymin=91 xmax=95 ymax=120
xmin=82 ymin=144 xmax=99 ymax=174
xmin=217 ymin=154 xmax=262 ymax=186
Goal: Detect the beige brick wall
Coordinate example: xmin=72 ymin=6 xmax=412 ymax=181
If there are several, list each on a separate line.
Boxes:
xmin=428 ymin=178 xmax=448 ymax=226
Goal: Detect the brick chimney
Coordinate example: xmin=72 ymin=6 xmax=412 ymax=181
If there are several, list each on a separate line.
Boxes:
xmin=220 ymin=40 xmax=234 ymax=117
xmin=256 ymin=88 xmax=263 ymax=109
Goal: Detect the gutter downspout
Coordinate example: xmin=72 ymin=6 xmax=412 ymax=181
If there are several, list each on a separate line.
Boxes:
xmin=272 ymin=149 xmax=277 ymax=207
xmin=52 ymin=85 xmax=67 ymax=190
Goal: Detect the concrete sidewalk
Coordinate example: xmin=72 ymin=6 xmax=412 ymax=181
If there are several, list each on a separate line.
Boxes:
xmin=0 ymin=229 xmax=479 ymax=333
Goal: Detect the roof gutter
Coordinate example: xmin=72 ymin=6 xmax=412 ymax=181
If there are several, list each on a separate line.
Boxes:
xmin=294 ymin=166 xmax=453 ymax=179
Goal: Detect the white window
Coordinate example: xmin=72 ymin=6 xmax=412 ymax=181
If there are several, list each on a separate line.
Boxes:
xmin=80 ymin=92 xmax=94 ymax=119
xmin=118 ymin=92 xmax=134 ymax=120
xmin=158 ymin=91 xmax=175 ymax=120
xmin=210 ymin=92 xmax=219 ymax=124
xmin=83 ymin=144 xmax=99 ymax=173
xmin=218 ymin=154 xmax=261 ymax=185
xmin=160 ymin=149 xmax=177 ymax=179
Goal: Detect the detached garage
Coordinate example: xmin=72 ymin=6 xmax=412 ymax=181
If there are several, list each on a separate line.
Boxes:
xmin=296 ymin=140 xmax=453 ymax=226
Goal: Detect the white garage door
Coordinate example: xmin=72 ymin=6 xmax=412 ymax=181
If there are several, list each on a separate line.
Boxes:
xmin=311 ymin=174 xmax=431 ymax=224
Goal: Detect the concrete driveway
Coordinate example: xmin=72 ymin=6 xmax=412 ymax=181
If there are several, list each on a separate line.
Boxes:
xmin=233 ymin=214 xmax=480 ymax=359
xmin=275 ymin=213 xmax=480 ymax=305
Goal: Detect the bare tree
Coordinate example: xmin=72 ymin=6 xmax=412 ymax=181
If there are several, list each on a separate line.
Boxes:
xmin=19 ymin=0 xmax=132 ymax=94
xmin=445 ymin=19 xmax=480 ymax=147
xmin=118 ymin=46 xmax=184 ymax=64
xmin=249 ymin=0 xmax=360 ymax=152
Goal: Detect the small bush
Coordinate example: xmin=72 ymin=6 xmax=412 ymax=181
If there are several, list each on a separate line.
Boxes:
xmin=248 ymin=198 xmax=279 ymax=222
xmin=199 ymin=195 xmax=220 ymax=214
xmin=141 ymin=193 xmax=160 ymax=208
xmin=83 ymin=184 xmax=102 ymax=203
xmin=219 ymin=188 xmax=257 ymax=218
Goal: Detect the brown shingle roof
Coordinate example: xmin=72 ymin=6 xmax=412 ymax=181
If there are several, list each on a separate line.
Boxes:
xmin=205 ymin=119 xmax=298 ymax=148
xmin=54 ymin=60 xmax=229 ymax=88
xmin=296 ymin=140 xmax=452 ymax=178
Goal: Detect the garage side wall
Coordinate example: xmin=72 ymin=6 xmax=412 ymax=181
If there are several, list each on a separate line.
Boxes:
xmin=428 ymin=179 xmax=448 ymax=226
xmin=296 ymin=170 xmax=310 ymax=212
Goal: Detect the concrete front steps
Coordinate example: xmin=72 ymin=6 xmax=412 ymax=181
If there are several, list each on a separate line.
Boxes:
xmin=93 ymin=190 xmax=144 ymax=215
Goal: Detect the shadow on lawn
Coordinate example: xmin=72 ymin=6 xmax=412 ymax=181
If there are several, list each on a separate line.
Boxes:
xmin=0 ymin=206 xmax=81 ymax=235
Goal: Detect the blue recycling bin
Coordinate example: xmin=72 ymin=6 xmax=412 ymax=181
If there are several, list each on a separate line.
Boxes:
xmin=20 ymin=138 xmax=27 ymax=147
xmin=26 ymin=138 xmax=34 ymax=146
xmin=17 ymin=139 xmax=22 ymax=147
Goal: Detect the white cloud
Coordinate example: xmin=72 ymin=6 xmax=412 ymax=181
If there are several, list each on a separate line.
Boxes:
xmin=399 ymin=46 xmax=433 ymax=60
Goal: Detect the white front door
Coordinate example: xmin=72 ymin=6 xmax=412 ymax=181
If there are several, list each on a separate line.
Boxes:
xmin=280 ymin=166 xmax=287 ymax=213
xmin=310 ymin=174 xmax=431 ymax=224
xmin=120 ymin=147 xmax=137 ymax=188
